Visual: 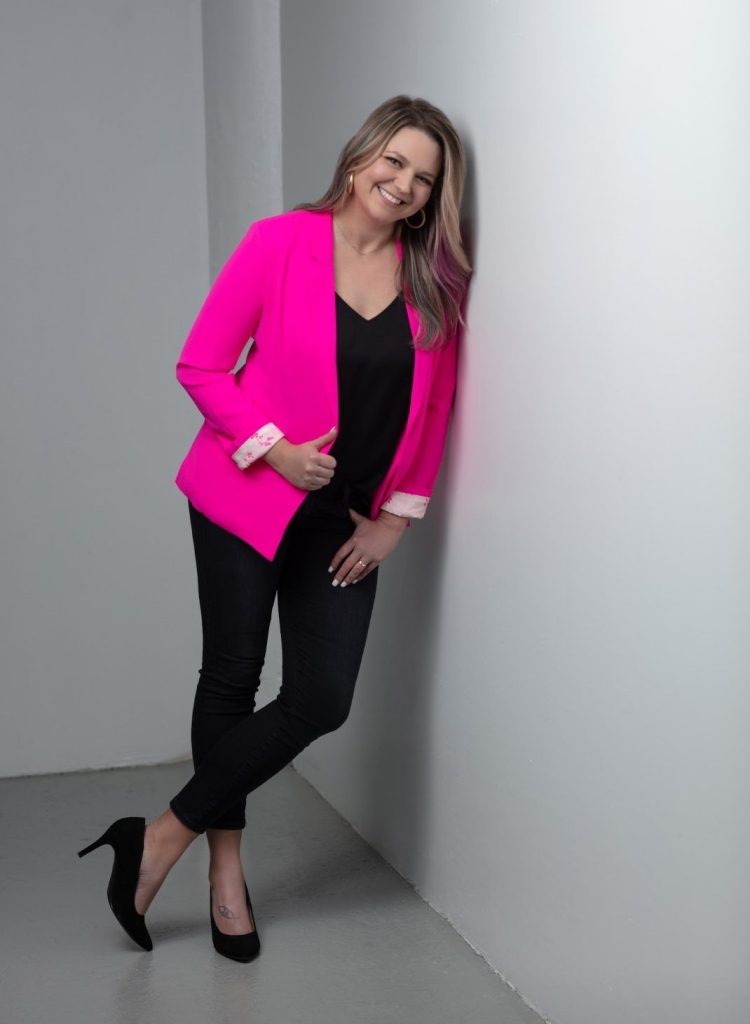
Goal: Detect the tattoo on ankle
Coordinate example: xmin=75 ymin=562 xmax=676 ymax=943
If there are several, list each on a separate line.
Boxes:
xmin=218 ymin=904 xmax=238 ymax=920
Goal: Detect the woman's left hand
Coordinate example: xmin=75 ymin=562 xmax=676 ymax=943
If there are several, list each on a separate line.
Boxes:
xmin=328 ymin=509 xmax=407 ymax=587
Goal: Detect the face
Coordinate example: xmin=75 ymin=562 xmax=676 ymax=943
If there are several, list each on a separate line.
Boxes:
xmin=353 ymin=126 xmax=442 ymax=223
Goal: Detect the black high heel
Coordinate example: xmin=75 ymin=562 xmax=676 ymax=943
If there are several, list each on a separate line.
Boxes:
xmin=77 ymin=815 xmax=153 ymax=951
xmin=210 ymin=881 xmax=260 ymax=962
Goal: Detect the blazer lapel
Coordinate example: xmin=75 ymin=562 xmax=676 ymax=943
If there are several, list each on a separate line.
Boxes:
xmin=393 ymin=233 xmax=433 ymax=463
xmin=302 ymin=211 xmax=338 ymax=427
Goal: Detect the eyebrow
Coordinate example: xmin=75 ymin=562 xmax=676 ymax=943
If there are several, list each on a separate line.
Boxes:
xmin=386 ymin=150 xmax=437 ymax=181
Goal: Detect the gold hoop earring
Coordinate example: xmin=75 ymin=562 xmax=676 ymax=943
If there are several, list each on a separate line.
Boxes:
xmin=404 ymin=208 xmax=426 ymax=229
xmin=346 ymin=171 xmax=354 ymax=194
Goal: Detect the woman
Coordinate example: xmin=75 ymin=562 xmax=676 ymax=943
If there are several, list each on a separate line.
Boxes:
xmin=78 ymin=94 xmax=472 ymax=962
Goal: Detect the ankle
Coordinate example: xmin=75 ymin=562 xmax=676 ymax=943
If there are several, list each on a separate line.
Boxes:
xmin=208 ymin=861 xmax=245 ymax=886
xmin=146 ymin=812 xmax=197 ymax=864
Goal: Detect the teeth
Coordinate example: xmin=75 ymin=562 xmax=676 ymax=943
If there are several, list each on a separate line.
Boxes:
xmin=378 ymin=185 xmax=402 ymax=205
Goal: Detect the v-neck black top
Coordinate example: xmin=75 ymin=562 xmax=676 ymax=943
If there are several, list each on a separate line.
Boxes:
xmin=326 ymin=291 xmax=415 ymax=517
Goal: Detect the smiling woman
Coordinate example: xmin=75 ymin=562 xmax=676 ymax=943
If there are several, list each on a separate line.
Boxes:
xmin=328 ymin=124 xmax=443 ymax=320
xmin=77 ymin=94 xmax=472 ymax=964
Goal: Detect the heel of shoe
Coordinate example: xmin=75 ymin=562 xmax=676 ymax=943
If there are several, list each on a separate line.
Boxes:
xmin=77 ymin=827 xmax=114 ymax=858
xmin=77 ymin=816 xmax=153 ymax=952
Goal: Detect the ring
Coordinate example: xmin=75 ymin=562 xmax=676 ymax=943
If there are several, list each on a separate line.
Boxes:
xmin=355 ymin=558 xmax=368 ymax=569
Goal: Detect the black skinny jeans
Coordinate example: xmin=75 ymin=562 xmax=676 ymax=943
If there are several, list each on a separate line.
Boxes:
xmin=168 ymin=479 xmax=379 ymax=834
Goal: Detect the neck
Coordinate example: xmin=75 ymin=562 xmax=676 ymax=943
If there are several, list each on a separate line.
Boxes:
xmin=333 ymin=199 xmax=398 ymax=253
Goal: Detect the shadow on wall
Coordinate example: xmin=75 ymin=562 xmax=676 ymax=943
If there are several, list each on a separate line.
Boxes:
xmin=352 ymin=140 xmax=478 ymax=881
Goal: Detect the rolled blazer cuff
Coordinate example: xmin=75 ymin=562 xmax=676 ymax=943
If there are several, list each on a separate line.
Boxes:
xmin=380 ymin=491 xmax=429 ymax=519
xmin=232 ymin=422 xmax=285 ymax=469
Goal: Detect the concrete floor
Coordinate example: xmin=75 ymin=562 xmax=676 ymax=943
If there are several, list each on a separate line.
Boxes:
xmin=0 ymin=761 xmax=545 ymax=1024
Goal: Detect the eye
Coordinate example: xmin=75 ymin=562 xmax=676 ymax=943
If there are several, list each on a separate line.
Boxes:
xmin=385 ymin=155 xmax=433 ymax=186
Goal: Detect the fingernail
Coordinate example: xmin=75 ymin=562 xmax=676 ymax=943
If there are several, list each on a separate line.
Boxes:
xmin=327 ymin=565 xmax=333 ymax=573
xmin=332 ymin=579 xmax=339 ymax=587
xmin=340 ymin=581 xmax=348 ymax=588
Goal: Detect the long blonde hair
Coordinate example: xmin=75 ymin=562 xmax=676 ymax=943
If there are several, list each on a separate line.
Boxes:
xmin=292 ymin=94 xmax=472 ymax=351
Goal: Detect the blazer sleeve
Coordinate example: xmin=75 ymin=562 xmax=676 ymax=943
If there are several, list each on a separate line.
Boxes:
xmin=380 ymin=329 xmax=459 ymax=520
xmin=175 ymin=218 xmax=285 ymax=467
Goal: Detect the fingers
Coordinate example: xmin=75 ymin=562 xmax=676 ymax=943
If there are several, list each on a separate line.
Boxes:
xmin=348 ymin=556 xmax=377 ymax=585
xmin=307 ymin=445 xmax=336 ymax=471
xmin=305 ymin=455 xmax=335 ymax=489
xmin=328 ymin=545 xmax=376 ymax=588
xmin=328 ymin=542 xmax=353 ymax=584
xmin=305 ymin=466 xmax=334 ymax=489
xmin=352 ymin=563 xmax=376 ymax=584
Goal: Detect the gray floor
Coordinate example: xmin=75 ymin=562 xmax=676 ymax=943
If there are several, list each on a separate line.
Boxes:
xmin=0 ymin=761 xmax=545 ymax=1024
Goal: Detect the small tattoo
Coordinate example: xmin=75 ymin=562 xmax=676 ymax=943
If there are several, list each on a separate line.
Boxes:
xmin=218 ymin=903 xmax=239 ymax=920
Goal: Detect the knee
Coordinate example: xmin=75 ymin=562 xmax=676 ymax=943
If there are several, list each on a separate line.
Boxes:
xmin=196 ymin=659 xmax=262 ymax=706
xmin=312 ymin=692 xmax=354 ymax=735
xmin=283 ymin=689 xmax=353 ymax=739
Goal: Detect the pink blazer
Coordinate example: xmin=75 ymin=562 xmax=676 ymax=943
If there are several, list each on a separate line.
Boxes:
xmin=174 ymin=207 xmax=459 ymax=561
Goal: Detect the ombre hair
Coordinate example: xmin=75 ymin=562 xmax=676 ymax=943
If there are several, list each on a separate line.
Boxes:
xmin=292 ymin=95 xmax=472 ymax=352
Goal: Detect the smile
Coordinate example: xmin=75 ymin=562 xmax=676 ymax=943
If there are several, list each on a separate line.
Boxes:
xmin=377 ymin=184 xmax=405 ymax=206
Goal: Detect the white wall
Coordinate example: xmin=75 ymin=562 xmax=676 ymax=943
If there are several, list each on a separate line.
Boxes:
xmin=0 ymin=0 xmax=283 ymax=775
xmin=202 ymin=0 xmax=282 ymax=275
xmin=0 ymin=0 xmax=208 ymax=775
xmin=281 ymin=3 xmax=750 ymax=1023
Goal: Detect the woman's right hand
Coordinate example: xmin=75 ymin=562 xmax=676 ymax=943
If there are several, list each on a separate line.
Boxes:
xmin=264 ymin=426 xmax=339 ymax=490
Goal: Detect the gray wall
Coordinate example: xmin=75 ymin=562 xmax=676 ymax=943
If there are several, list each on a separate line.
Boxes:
xmin=0 ymin=0 xmax=208 ymax=775
xmin=0 ymin=0 xmax=282 ymax=774
xmin=202 ymin=0 xmax=282 ymax=274
xmin=281 ymin=3 xmax=750 ymax=1023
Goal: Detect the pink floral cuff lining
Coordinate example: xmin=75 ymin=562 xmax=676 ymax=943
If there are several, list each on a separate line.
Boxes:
xmin=232 ymin=422 xmax=285 ymax=469
xmin=380 ymin=491 xmax=430 ymax=519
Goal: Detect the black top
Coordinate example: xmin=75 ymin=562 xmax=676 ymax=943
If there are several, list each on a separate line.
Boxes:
xmin=327 ymin=291 xmax=415 ymax=516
